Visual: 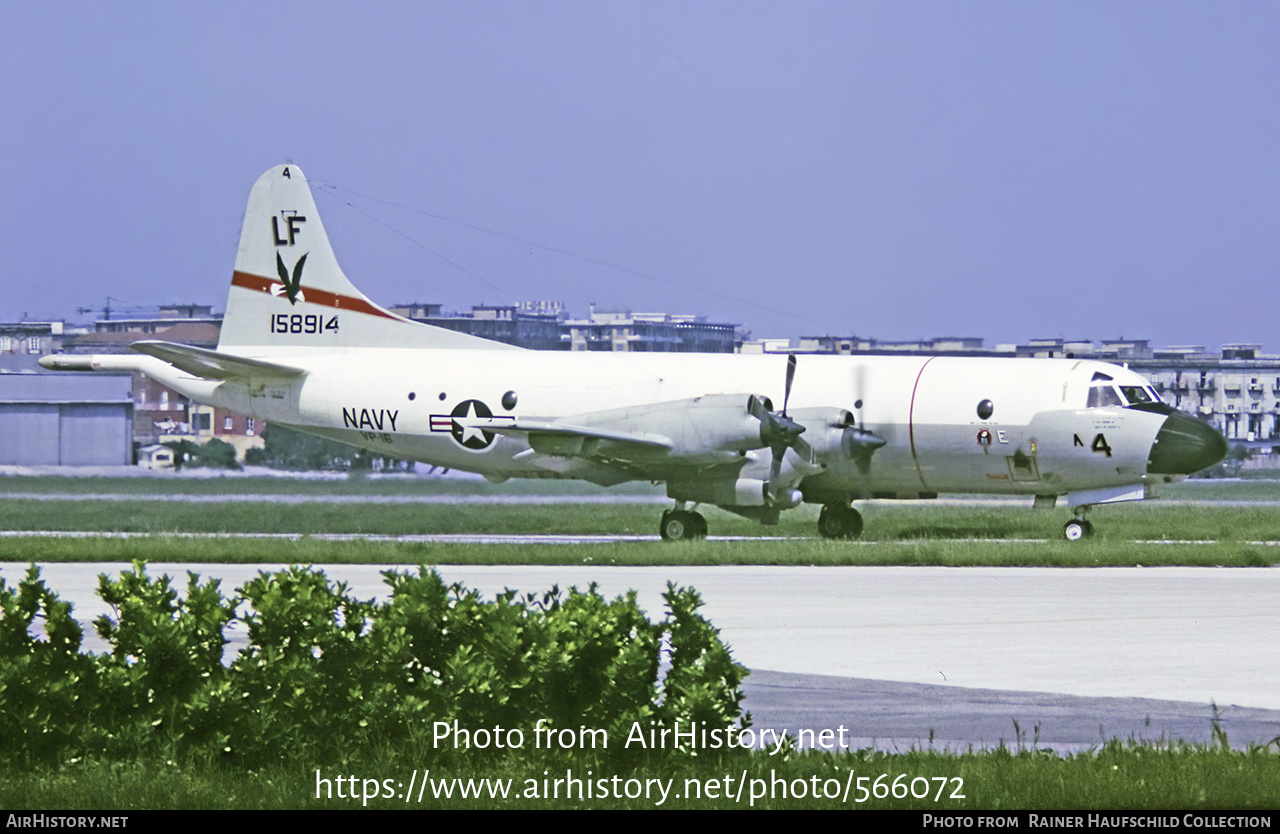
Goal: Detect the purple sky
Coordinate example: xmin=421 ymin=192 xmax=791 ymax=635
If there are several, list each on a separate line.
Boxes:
xmin=4 ymin=2 xmax=1278 ymax=349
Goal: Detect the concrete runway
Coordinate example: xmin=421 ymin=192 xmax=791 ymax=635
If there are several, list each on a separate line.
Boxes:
xmin=6 ymin=562 xmax=1278 ymax=752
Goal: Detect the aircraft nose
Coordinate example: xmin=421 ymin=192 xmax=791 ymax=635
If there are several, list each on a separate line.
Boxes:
xmin=1147 ymin=410 xmax=1229 ymax=475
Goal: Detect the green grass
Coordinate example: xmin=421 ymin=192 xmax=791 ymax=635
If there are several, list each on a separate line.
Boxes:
xmin=2 ymin=535 xmax=1278 ymax=567
xmin=0 ymin=471 xmax=1275 ymax=498
xmin=4 ymin=741 xmax=1278 ymax=810
xmin=0 ymin=485 xmax=1278 ymax=567
xmin=0 ymin=473 xmax=666 ymax=496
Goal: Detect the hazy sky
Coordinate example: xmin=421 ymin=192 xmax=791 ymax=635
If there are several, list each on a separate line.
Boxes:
xmin=4 ymin=2 xmax=1278 ymax=349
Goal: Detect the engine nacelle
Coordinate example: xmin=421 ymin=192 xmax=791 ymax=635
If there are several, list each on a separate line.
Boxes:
xmin=789 ymin=407 xmax=854 ymax=458
xmin=561 ymin=393 xmax=769 ymax=462
xmin=790 ymin=407 xmax=887 ymax=461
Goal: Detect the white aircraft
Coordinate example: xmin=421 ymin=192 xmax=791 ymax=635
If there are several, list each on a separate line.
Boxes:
xmin=42 ymin=164 xmax=1227 ymax=541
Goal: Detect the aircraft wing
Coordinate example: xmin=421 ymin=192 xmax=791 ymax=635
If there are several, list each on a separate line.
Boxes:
xmin=485 ymin=419 xmax=675 ymax=460
xmin=477 ymin=393 xmax=787 ymax=475
xmin=130 ymin=340 xmax=306 ymax=381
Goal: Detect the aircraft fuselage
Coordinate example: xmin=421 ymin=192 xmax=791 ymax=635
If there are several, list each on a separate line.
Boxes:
xmin=167 ymin=348 xmax=1176 ymax=502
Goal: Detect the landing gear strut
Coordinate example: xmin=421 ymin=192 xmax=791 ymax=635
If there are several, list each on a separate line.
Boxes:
xmin=818 ymin=503 xmax=863 ymax=540
xmin=1063 ymin=507 xmax=1094 ymax=541
xmin=660 ymin=508 xmax=707 ymax=541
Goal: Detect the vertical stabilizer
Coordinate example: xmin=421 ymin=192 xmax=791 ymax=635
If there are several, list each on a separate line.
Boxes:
xmin=218 ymin=164 xmax=513 ymax=351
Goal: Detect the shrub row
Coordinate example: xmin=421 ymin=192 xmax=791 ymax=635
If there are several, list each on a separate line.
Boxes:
xmin=0 ymin=564 xmax=748 ymax=767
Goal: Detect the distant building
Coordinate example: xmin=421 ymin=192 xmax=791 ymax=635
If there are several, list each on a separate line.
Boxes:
xmin=1013 ymin=338 xmax=1095 ymax=358
xmin=392 ymin=301 xmax=737 ymax=353
xmin=392 ymin=302 xmax=567 ymax=350
xmin=88 ymin=304 xmax=221 ymax=334
xmin=796 ymin=335 xmax=989 ymax=356
xmin=63 ymin=306 xmax=221 ymax=355
xmin=137 ymin=444 xmax=175 ymax=470
xmin=0 ymin=320 xmax=77 ymax=373
xmin=56 ymin=305 xmax=263 ymax=461
xmin=0 ymin=374 xmax=133 ymax=465
xmin=1135 ymin=348 xmax=1280 ymax=445
xmin=565 ymin=308 xmax=737 ymax=353
xmin=738 ymin=337 xmax=793 ymax=355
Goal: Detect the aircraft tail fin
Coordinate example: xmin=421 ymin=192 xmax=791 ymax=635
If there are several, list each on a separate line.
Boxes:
xmin=219 ymin=164 xmax=514 ymax=352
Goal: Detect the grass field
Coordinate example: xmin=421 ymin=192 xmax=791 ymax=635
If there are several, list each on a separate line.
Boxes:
xmin=5 ymin=742 xmax=1278 ymax=810
xmin=0 ymin=473 xmax=1277 ymax=566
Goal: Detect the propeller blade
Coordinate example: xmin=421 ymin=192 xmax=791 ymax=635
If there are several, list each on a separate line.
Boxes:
xmin=753 ymin=356 xmax=814 ymax=502
xmin=850 ymin=363 xmax=881 ymax=473
xmin=854 ymin=363 xmax=867 ymax=430
xmin=793 ymin=434 xmax=815 ymax=464
xmin=782 ymin=354 xmax=797 ymax=416
xmin=769 ymin=445 xmax=785 ymax=498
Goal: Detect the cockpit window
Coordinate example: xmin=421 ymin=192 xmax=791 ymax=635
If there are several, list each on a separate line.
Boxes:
xmin=1126 ymin=386 xmax=1157 ymax=406
xmin=1119 ymin=386 xmax=1159 ymax=405
xmin=1087 ymin=384 xmax=1124 ymax=408
xmin=1087 ymin=377 xmax=1164 ymax=409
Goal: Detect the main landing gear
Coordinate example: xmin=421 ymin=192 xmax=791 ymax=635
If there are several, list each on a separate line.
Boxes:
xmin=659 ymin=501 xmax=866 ymax=541
xmin=818 ymin=503 xmax=863 ymax=540
xmin=660 ymin=508 xmax=707 ymax=541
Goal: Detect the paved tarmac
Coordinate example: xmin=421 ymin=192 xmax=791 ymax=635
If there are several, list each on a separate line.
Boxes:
xmin=7 ymin=562 xmax=1277 ymax=752
xmin=743 ymin=670 xmax=1280 ymax=753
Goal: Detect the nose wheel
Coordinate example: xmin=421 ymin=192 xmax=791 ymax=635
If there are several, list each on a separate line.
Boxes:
xmin=1063 ymin=517 xmax=1094 ymax=541
xmin=660 ymin=509 xmax=707 ymax=541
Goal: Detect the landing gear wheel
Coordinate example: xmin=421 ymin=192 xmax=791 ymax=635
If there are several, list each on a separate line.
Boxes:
xmin=660 ymin=510 xmax=707 ymax=541
xmin=818 ymin=504 xmax=864 ymax=540
xmin=1063 ymin=519 xmax=1094 ymax=541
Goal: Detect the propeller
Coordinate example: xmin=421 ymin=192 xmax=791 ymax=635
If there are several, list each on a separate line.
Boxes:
xmin=845 ymin=363 xmax=884 ymax=473
xmin=746 ymin=355 xmax=812 ymax=501
xmin=746 ymin=357 xmax=887 ymax=499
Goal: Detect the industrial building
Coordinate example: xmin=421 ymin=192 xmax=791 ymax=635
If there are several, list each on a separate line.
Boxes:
xmin=391 ymin=301 xmax=738 ymax=353
xmin=0 ymin=373 xmax=133 ymax=466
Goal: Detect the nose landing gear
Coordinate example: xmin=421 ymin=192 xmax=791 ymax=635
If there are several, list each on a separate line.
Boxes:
xmin=1063 ymin=505 xmax=1095 ymax=541
xmin=1063 ymin=518 xmax=1094 ymax=541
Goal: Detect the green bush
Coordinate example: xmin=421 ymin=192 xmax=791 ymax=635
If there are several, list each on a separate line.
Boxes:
xmin=162 ymin=438 xmax=241 ymax=470
xmin=0 ymin=564 xmax=748 ymax=768
xmin=245 ymin=424 xmax=361 ymax=470
xmin=0 ymin=566 xmax=97 ymax=767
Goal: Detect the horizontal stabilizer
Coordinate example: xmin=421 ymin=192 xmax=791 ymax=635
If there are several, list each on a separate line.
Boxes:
xmin=130 ymin=340 xmax=306 ymax=381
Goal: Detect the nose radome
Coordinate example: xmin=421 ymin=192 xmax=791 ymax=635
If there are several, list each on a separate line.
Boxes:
xmin=1147 ymin=411 xmax=1229 ymax=475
